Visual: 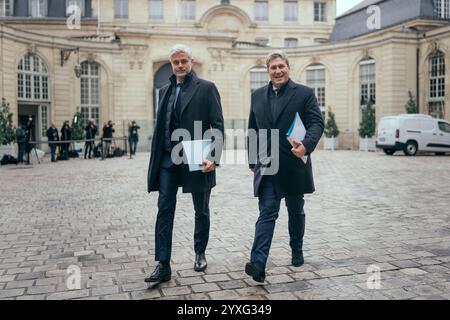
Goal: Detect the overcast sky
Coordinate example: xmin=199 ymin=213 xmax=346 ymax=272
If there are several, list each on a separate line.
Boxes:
xmin=336 ymin=0 xmax=364 ymax=16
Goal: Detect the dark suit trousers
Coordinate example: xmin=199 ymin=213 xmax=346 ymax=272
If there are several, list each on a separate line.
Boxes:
xmin=155 ymin=165 xmax=211 ymax=263
xmin=250 ymin=176 xmax=305 ymax=266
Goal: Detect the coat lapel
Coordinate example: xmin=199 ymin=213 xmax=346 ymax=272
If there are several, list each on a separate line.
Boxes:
xmin=274 ymin=80 xmax=297 ymax=124
xmin=180 ymin=73 xmax=200 ymax=116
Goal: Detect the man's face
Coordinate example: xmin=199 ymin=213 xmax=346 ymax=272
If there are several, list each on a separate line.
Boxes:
xmin=170 ymin=52 xmax=193 ymax=81
xmin=268 ymin=57 xmax=290 ymax=88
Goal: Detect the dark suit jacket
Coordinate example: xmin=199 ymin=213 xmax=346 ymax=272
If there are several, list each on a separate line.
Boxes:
xmin=147 ymin=71 xmax=224 ymax=194
xmin=248 ymin=79 xmax=324 ymax=198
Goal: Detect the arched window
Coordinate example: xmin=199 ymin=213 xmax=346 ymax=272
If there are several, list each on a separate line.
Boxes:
xmin=359 ymin=59 xmax=376 ymax=106
xmin=18 ymin=53 xmax=49 ymax=101
xmin=428 ymin=51 xmax=446 ymax=118
xmin=80 ymin=61 xmax=100 ymax=125
xmin=306 ymin=64 xmax=326 ymax=114
xmin=250 ymin=67 xmax=269 ymax=94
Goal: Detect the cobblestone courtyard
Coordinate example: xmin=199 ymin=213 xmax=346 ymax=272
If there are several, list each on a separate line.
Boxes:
xmin=0 ymin=150 xmax=449 ymax=300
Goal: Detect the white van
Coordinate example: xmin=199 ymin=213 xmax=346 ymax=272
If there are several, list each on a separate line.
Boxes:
xmin=376 ymin=114 xmax=450 ymax=156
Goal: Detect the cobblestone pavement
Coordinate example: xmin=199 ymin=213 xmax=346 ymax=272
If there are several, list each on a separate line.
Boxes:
xmin=0 ymin=150 xmax=449 ymax=300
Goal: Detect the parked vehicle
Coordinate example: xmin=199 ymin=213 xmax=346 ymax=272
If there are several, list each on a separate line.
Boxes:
xmin=376 ymin=114 xmax=450 ymax=156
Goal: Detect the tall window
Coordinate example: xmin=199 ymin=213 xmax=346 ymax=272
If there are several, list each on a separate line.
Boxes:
xmin=81 ymin=62 xmax=100 ymax=126
xmin=18 ymin=54 xmax=49 ymax=101
xmin=435 ymin=0 xmax=450 ymax=19
xmin=115 ymin=0 xmax=128 ymax=18
xmin=255 ymin=0 xmax=268 ymax=21
xmin=0 ymin=0 xmax=13 ymax=16
xmin=29 ymin=0 xmax=47 ymax=17
xmin=284 ymin=0 xmax=298 ymax=22
xmin=314 ymin=2 xmax=327 ymax=22
xmin=284 ymin=38 xmax=298 ymax=48
xmin=428 ymin=52 xmax=446 ymax=118
xmin=306 ymin=65 xmax=326 ymax=113
xmin=359 ymin=60 xmax=376 ymax=106
xmin=182 ymin=0 xmax=195 ymax=20
xmin=250 ymin=67 xmax=269 ymax=94
xmin=66 ymin=0 xmax=84 ymax=17
xmin=149 ymin=0 xmax=163 ymax=20
xmin=40 ymin=105 xmax=48 ymax=137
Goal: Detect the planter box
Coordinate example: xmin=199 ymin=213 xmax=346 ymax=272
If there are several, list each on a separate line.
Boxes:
xmin=324 ymin=137 xmax=339 ymax=151
xmin=0 ymin=144 xmax=16 ymax=158
xmin=359 ymin=137 xmax=376 ymax=152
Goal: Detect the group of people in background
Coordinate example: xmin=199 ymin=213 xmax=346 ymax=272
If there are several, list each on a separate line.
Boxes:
xmin=15 ymin=118 xmax=140 ymax=164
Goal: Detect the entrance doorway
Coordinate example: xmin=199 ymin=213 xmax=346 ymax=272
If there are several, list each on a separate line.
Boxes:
xmin=18 ymin=104 xmax=49 ymax=149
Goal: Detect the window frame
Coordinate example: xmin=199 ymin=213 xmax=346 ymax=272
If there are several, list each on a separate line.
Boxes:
xmin=181 ymin=0 xmax=196 ymax=21
xmin=0 ymin=0 xmax=14 ymax=17
xmin=359 ymin=60 xmax=376 ymax=106
xmin=250 ymin=67 xmax=269 ymax=94
xmin=114 ymin=0 xmax=128 ymax=19
xmin=149 ymin=0 xmax=163 ymax=20
xmin=306 ymin=65 xmax=326 ymax=113
xmin=17 ymin=54 xmax=50 ymax=102
xmin=254 ymin=0 xmax=268 ymax=22
xmin=80 ymin=61 xmax=101 ymax=127
xmin=284 ymin=0 xmax=298 ymax=22
xmin=284 ymin=37 xmax=298 ymax=48
xmin=29 ymin=0 xmax=48 ymax=18
xmin=314 ymin=2 xmax=327 ymax=22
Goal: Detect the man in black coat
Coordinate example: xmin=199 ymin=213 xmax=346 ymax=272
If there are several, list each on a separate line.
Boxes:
xmin=245 ymin=50 xmax=324 ymax=283
xmin=60 ymin=120 xmax=72 ymax=160
xmin=128 ymin=120 xmax=140 ymax=156
xmin=46 ymin=123 xmax=59 ymax=162
xmin=84 ymin=119 xmax=97 ymax=159
xmin=146 ymin=44 xmax=224 ymax=287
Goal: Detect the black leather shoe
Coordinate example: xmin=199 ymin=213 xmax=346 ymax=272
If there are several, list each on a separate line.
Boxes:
xmin=194 ymin=253 xmax=207 ymax=272
xmin=245 ymin=262 xmax=266 ymax=283
xmin=144 ymin=262 xmax=171 ymax=283
xmin=292 ymin=250 xmax=304 ymax=267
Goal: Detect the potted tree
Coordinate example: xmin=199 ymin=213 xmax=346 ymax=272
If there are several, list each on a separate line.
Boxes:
xmin=405 ymin=90 xmax=418 ymax=114
xmin=71 ymin=111 xmax=85 ymax=153
xmin=0 ymin=98 xmax=17 ymax=159
xmin=323 ymin=109 xmax=340 ymax=150
xmin=359 ymin=100 xmax=376 ymax=151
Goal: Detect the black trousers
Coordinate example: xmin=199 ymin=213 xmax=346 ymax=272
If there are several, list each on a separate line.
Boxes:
xmin=84 ymin=141 xmax=94 ymax=158
xmin=155 ymin=165 xmax=211 ymax=263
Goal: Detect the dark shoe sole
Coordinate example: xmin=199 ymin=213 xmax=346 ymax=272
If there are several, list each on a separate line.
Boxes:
xmin=245 ymin=263 xmax=265 ymax=283
xmin=194 ymin=264 xmax=207 ymax=272
xmin=144 ymin=274 xmax=171 ymax=283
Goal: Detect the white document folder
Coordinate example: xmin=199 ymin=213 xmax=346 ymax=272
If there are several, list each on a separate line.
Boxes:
xmin=286 ymin=113 xmax=308 ymax=164
xmin=181 ymin=139 xmax=213 ymax=172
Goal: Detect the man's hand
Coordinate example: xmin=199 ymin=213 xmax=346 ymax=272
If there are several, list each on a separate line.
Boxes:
xmin=291 ymin=141 xmax=307 ymax=159
xmin=202 ymin=160 xmax=216 ymax=173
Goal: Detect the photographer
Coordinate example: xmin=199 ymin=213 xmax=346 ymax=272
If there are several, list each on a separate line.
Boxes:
xmin=128 ymin=120 xmax=140 ymax=156
xmin=46 ymin=123 xmax=59 ymax=162
xmin=102 ymin=120 xmax=115 ymax=158
xmin=84 ymin=119 xmax=97 ymax=159
xmin=16 ymin=123 xmax=27 ymax=164
xmin=60 ymin=120 xmax=72 ymax=160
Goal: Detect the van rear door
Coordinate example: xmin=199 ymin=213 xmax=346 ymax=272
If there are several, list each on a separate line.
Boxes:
xmin=377 ymin=117 xmax=398 ymax=146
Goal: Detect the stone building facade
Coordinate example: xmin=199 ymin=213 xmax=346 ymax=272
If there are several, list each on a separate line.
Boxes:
xmin=1 ymin=0 xmax=449 ymax=150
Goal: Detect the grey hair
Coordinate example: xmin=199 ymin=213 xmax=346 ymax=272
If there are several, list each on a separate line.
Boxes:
xmin=266 ymin=50 xmax=290 ymax=68
xmin=169 ymin=44 xmax=193 ymax=60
